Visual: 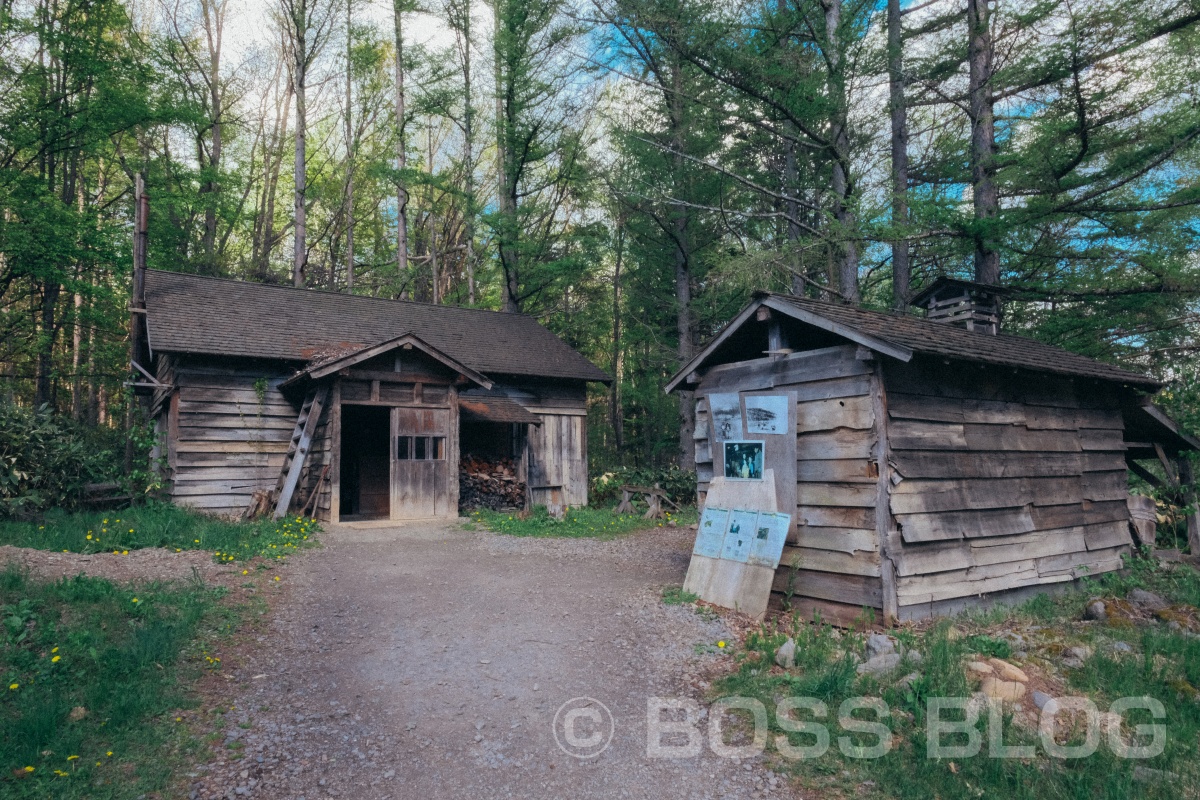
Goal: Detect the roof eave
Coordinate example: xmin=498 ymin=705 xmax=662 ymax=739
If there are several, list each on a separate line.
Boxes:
xmin=664 ymin=295 xmax=915 ymax=395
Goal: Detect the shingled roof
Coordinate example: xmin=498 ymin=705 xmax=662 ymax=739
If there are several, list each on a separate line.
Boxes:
xmin=144 ymin=270 xmax=609 ymax=383
xmin=667 ymin=291 xmax=1160 ymax=392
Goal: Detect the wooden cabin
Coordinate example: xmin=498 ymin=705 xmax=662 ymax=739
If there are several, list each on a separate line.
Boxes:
xmin=666 ymin=279 xmax=1195 ymax=623
xmin=136 ymin=271 xmax=608 ymax=522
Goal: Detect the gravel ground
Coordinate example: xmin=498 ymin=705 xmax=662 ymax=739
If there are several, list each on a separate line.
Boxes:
xmin=0 ymin=544 xmax=241 ymax=585
xmin=185 ymin=521 xmax=796 ymax=800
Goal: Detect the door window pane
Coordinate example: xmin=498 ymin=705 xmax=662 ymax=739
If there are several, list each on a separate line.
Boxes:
xmin=432 ymin=437 xmax=445 ymax=460
xmin=414 ymin=436 xmax=427 ymax=460
xmin=397 ymin=436 xmax=411 ymax=460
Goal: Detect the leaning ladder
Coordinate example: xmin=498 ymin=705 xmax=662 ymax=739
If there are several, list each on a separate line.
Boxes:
xmin=273 ymin=384 xmax=330 ymax=520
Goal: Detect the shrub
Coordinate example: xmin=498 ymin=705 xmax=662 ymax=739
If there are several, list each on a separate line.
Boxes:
xmin=0 ymin=403 xmax=117 ymax=517
xmin=590 ymin=465 xmax=697 ymax=506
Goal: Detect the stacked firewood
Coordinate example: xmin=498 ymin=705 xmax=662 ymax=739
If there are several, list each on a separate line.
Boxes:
xmin=459 ymin=455 xmax=526 ymax=511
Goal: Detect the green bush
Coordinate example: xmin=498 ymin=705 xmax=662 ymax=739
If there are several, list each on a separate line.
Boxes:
xmin=591 ymin=465 xmax=697 ymax=506
xmin=0 ymin=403 xmax=118 ymax=518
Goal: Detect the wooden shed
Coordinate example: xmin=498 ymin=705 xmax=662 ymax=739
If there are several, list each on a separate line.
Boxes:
xmin=135 ymin=271 xmax=608 ymax=522
xmin=666 ymin=279 xmax=1194 ymax=624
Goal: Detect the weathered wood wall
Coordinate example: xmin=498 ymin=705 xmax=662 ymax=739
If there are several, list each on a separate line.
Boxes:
xmin=504 ymin=380 xmax=589 ymax=508
xmin=160 ymin=356 xmax=299 ymax=517
xmin=883 ymin=358 xmax=1132 ymax=621
xmin=695 ymin=345 xmax=884 ymax=626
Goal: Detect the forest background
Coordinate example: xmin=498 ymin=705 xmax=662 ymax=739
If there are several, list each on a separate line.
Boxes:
xmin=2 ymin=0 xmax=1200 ymax=495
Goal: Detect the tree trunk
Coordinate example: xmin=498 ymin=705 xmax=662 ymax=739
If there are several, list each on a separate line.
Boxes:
xmin=967 ymin=0 xmax=1000 ymax=285
xmin=669 ymin=63 xmax=696 ymax=467
xmin=344 ymin=0 xmax=354 ymax=290
xmin=394 ymin=0 xmax=409 ymax=277
xmin=495 ymin=0 xmax=520 ymax=312
xmin=610 ymin=219 xmax=625 ymax=452
xmin=461 ymin=1 xmax=476 ymax=304
xmin=887 ymin=0 xmax=910 ymax=309
xmin=825 ymin=0 xmax=859 ymax=303
xmin=292 ymin=0 xmax=308 ymax=288
xmin=428 ymin=123 xmax=439 ymax=304
xmin=201 ymin=0 xmax=224 ymax=273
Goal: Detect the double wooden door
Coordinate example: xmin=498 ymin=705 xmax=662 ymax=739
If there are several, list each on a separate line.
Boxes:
xmin=392 ymin=407 xmax=452 ymax=519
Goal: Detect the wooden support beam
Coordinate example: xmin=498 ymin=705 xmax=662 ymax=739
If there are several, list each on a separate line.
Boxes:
xmin=1178 ymin=457 xmax=1200 ymax=556
xmin=1127 ymin=458 xmax=1166 ymax=489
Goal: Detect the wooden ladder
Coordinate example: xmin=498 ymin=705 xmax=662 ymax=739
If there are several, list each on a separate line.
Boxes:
xmin=273 ymin=384 xmax=330 ymax=520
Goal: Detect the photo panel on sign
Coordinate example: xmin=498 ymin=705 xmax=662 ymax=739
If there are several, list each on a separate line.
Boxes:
xmin=748 ymin=511 xmax=791 ymax=569
xmin=744 ymin=395 xmax=789 ymax=435
xmin=720 ymin=509 xmax=760 ymax=563
xmin=723 ymin=440 xmax=764 ymax=481
xmin=708 ymin=393 xmax=743 ymax=442
xmin=694 ymin=506 xmax=730 ymax=558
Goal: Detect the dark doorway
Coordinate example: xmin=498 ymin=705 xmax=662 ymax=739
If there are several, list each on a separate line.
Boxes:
xmin=340 ymin=405 xmax=391 ymax=519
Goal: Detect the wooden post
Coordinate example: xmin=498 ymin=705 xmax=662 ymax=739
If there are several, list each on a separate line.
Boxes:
xmin=1178 ymin=457 xmax=1200 ymax=556
xmin=125 ymin=172 xmax=149 ymax=477
xmin=871 ymin=361 xmax=899 ymax=626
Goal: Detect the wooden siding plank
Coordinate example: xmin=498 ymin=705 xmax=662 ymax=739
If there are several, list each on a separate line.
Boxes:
xmin=790 ymin=526 xmax=878 ymax=553
xmin=771 ymin=568 xmax=883 ymax=606
xmin=781 ymin=546 xmax=881 ymax=577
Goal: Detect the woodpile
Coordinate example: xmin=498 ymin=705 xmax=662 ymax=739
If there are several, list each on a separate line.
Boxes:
xmin=459 ymin=455 xmax=526 ymax=511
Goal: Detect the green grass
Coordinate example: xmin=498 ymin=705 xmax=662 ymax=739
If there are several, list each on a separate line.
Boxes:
xmin=662 ymin=585 xmax=700 ymax=606
xmin=0 ymin=565 xmax=249 ymax=798
xmin=0 ymin=502 xmax=318 ymax=563
xmin=716 ymin=558 xmax=1200 ymax=799
xmin=469 ymin=504 xmax=698 ymax=539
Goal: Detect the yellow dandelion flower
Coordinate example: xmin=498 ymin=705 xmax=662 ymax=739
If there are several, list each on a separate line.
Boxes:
xmin=23 ymin=766 xmax=33 ymax=773
xmin=66 ymin=755 xmax=78 ymax=761
xmin=717 ymin=641 xmax=726 ymax=648
xmin=9 ymin=683 xmax=18 ymax=690
xmin=121 ymin=550 xmax=128 ymax=556
xmin=131 ymin=598 xmax=139 ymax=604
xmin=51 ymin=647 xmax=58 ymax=653
xmin=273 ymin=576 xmax=280 ymax=581
xmin=51 ymin=655 xmax=60 ymax=663
xmin=86 ymin=534 xmax=92 ymax=540
xmin=106 ymin=751 xmax=112 ymax=757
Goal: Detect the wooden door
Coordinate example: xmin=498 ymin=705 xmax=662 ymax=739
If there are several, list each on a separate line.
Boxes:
xmin=392 ymin=407 xmax=452 ymax=519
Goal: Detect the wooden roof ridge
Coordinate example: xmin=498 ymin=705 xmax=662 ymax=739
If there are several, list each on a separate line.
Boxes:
xmin=280 ymin=332 xmax=493 ymax=390
xmin=665 ymin=291 xmax=1161 ymax=393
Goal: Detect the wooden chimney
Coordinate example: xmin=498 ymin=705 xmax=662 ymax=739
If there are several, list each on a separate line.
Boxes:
xmin=910 ymin=277 xmax=1008 ymax=335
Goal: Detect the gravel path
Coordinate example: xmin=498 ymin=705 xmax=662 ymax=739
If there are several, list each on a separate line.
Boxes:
xmin=186 ymin=521 xmax=792 ymax=800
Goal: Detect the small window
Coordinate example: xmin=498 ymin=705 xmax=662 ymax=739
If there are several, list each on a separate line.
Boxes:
xmin=414 ymin=436 xmax=427 ymax=460
xmin=432 ymin=437 xmax=445 ymax=460
xmin=397 ymin=436 xmax=411 ymax=460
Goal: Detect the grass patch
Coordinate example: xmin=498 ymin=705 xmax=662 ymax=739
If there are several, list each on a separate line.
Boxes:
xmin=470 ymin=505 xmax=697 ymax=539
xmin=0 ymin=565 xmax=246 ymax=798
xmin=0 ymin=502 xmax=318 ymax=563
xmin=662 ymin=585 xmax=700 ymax=606
xmin=715 ymin=557 xmax=1200 ymax=799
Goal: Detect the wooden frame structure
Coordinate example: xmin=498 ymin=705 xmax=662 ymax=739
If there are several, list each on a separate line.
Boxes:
xmin=140 ymin=271 xmax=607 ymax=522
xmin=670 ymin=291 xmax=1191 ymax=624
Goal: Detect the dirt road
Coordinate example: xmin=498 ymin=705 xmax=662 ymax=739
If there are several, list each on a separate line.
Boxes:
xmin=188 ymin=522 xmax=789 ymax=800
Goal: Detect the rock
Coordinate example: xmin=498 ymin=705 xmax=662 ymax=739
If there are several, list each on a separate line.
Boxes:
xmin=1109 ymin=641 xmax=1133 ymax=654
xmin=1133 ymin=766 xmax=1180 ymax=784
xmin=987 ymin=658 xmax=1028 ymax=683
xmin=1062 ymin=656 xmax=1084 ymax=669
xmin=856 ymin=653 xmax=902 ymax=676
xmin=894 ymin=672 xmax=921 ymax=691
xmin=1031 ymin=691 xmax=1054 ymax=710
xmin=1066 ymin=645 xmax=1093 ymax=661
xmin=774 ymin=638 xmax=796 ymax=670
xmin=68 ymin=706 xmax=87 ymax=722
xmin=866 ymin=633 xmax=899 ymax=660
xmin=980 ymin=677 xmax=1026 ymax=703
xmin=966 ymin=692 xmax=990 ymax=717
xmin=1128 ymin=589 xmax=1168 ymax=611
xmin=907 ymin=650 xmax=923 ymax=665
xmin=1084 ymin=600 xmax=1107 ymax=621
xmin=965 ymin=661 xmax=994 ymax=679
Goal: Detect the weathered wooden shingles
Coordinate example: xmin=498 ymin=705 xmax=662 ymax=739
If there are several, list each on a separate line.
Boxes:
xmin=144 ymin=269 xmax=609 ymax=383
xmin=695 ymin=345 xmax=885 ymax=622
xmin=764 ymin=293 xmax=1158 ymax=390
xmin=883 ymin=359 xmax=1131 ymax=614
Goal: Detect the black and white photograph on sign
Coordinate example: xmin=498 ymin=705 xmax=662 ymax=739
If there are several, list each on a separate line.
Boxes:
xmin=744 ymin=395 xmax=789 ymax=435
xmin=723 ymin=441 xmax=764 ymax=480
xmin=708 ymin=393 xmax=743 ymax=442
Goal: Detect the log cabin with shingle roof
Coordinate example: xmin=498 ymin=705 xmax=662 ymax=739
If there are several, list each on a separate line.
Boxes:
xmin=136 ymin=270 xmax=609 ymax=522
xmin=666 ymin=278 xmax=1198 ymax=623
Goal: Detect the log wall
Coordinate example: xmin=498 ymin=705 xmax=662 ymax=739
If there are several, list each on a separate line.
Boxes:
xmin=882 ymin=358 xmax=1132 ymax=621
xmin=161 ymin=356 xmax=299 ymax=518
xmin=695 ymin=345 xmax=884 ymax=625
